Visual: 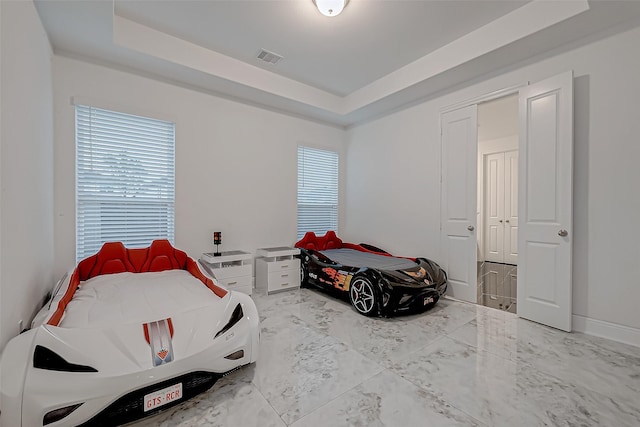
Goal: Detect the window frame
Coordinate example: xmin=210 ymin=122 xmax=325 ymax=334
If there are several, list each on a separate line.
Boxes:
xmin=75 ymin=104 xmax=176 ymax=261
xmin=297 ymin=145 xmax=339 ymax=240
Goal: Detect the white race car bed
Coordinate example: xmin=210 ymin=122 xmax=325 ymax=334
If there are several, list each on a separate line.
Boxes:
xmin=0 ymin=240 xmax=259 ymax=426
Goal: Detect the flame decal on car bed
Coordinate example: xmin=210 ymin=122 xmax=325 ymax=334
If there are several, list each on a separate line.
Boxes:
xmin=143 ymin=318 xmax=175 ymax=366
xmin=321 ymin=268 xmax=353 ymax=291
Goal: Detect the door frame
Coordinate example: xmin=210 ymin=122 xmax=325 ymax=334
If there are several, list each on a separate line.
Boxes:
xmin=440 ymin=76 xmax=573 ymax=331
xmin=440 ymin=84 xmax=525 ymax=305
xmin=440 ymin=84 xmax=525 ymax=115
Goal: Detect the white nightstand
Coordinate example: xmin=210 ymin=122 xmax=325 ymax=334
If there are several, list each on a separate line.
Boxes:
xmin=255 ymin=247 xmax=300 ymax=294
xmin=200 ymin=250 xmax=253 ymax=296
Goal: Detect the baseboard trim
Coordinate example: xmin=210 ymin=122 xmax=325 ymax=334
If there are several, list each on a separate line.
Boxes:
xmin=572 ymin=315 xmax=640 ymax=348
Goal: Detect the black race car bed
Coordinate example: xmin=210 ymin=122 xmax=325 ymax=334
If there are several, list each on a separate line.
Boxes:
xmin=296 ymin=231 xmax=447 ymax=316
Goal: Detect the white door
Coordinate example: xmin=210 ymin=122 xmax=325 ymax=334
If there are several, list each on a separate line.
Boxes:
xmin=440 ymin=105 xmax=478 ymax=303
xmin=484 ymin=150 xmax=519 ymax=264
xmin=504 ymin=150 xmax=519 ymax=265
xmin=517 ymin=71 xmax=573 ymax=331
xmin=484 ymin=152 xmax=505 ymax=263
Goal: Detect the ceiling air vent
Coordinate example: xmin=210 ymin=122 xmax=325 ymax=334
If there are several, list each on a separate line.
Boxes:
xmin=257 ymin=49 xmax=283 ymax=65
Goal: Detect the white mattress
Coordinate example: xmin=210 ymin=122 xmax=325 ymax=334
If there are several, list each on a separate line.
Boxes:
xmin=60 ymin=270 xmax=223 ymax=329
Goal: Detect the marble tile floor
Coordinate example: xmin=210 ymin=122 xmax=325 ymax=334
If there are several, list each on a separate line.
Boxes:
xmin=132 ymin=288 xmax=640 ymax=427
xmin=477 ymin=262 xmax=517 ymax=313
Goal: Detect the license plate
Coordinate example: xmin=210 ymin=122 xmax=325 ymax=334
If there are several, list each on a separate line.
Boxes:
xmin=423 ymin=296 xmax=435 ymax=306
xmin=143 ymin=383 xmax=183 ymax=412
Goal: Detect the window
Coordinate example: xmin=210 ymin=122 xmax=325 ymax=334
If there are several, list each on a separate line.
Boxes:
xmin=297 ymin=146 xmax=338 ymax=239
xmin=76 ymin=105 xmax=175 ymax=261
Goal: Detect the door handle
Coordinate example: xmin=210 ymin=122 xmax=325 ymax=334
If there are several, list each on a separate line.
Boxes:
xmin=506 ymin=220 xmax=510 ymax=223
xmin=499 ymin=220 xmax=503 ymax=223
xmin=558 ymin=229 xmax=568 ymax=237
xmin=467 ymin=225 xmax=474 ymax=231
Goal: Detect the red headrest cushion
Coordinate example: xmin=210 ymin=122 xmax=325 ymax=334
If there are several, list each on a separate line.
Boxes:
xmin=295 ymin=232 xmax=318 ymax=250
xmin=324 ymin=231 xmax=342 ymax=249
xmin=295 ymin=231 xmax=342 ymax=251
xmin=141 ymin=239 xmax=187 ymax=272
xmin=87 ymin=242 xmax=135 ymax=278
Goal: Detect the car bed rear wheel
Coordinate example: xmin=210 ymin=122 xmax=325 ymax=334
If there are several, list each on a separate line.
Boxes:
xmin=349 ymin=276 xmax=378 ymax=316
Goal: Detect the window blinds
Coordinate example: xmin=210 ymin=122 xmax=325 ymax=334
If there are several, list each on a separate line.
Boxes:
xmin=297 ymin=146 xmax=339 ymax=240
xmin=75 ymin=105 xmax=175 ymax=261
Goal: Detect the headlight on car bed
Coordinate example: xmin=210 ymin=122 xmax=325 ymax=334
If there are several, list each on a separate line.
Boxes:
xmin=214 ymin=303 xmax=244 ymax=339
xmin=33 ymin=345 xmax=98 ymax=372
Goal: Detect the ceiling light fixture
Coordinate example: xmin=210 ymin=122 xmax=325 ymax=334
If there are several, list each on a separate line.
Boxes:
xmin=313 ymin=0 xmax=349 ymax=17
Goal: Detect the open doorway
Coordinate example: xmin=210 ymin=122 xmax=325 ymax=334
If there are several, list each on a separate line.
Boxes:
xmin=441 ymin=72 xmax=573 ymax=330
xmin=476 ymin=94 xmax=518 ymax=313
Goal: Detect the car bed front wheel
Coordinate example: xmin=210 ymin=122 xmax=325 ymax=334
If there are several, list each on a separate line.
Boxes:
xmin=349 ymin=276 xmax=378 ymax=316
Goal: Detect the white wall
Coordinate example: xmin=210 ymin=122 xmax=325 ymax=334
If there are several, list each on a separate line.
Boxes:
xmin=477 ymin=94 xmax=518 ymax=142
xmin=0 ymin=1 xmax=54 ymax=349
xmin=53 ymin=56 xmax=346 ymax=278
xmin=344 ymin=104 xmax=443 ymax=260
xmin=345 ymin=25 xmax=640 ymax=335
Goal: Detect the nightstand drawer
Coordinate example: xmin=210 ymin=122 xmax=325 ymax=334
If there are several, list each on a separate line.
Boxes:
xmin=265 ymin=258 xmax=300 ymax=274
xmin=267 ymin=270 xmax=300 ymax=292
xmin=218 ymin=275 xmax=253 ymax=295
xmin=210 ymin=264 xmax=252 ymax=280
